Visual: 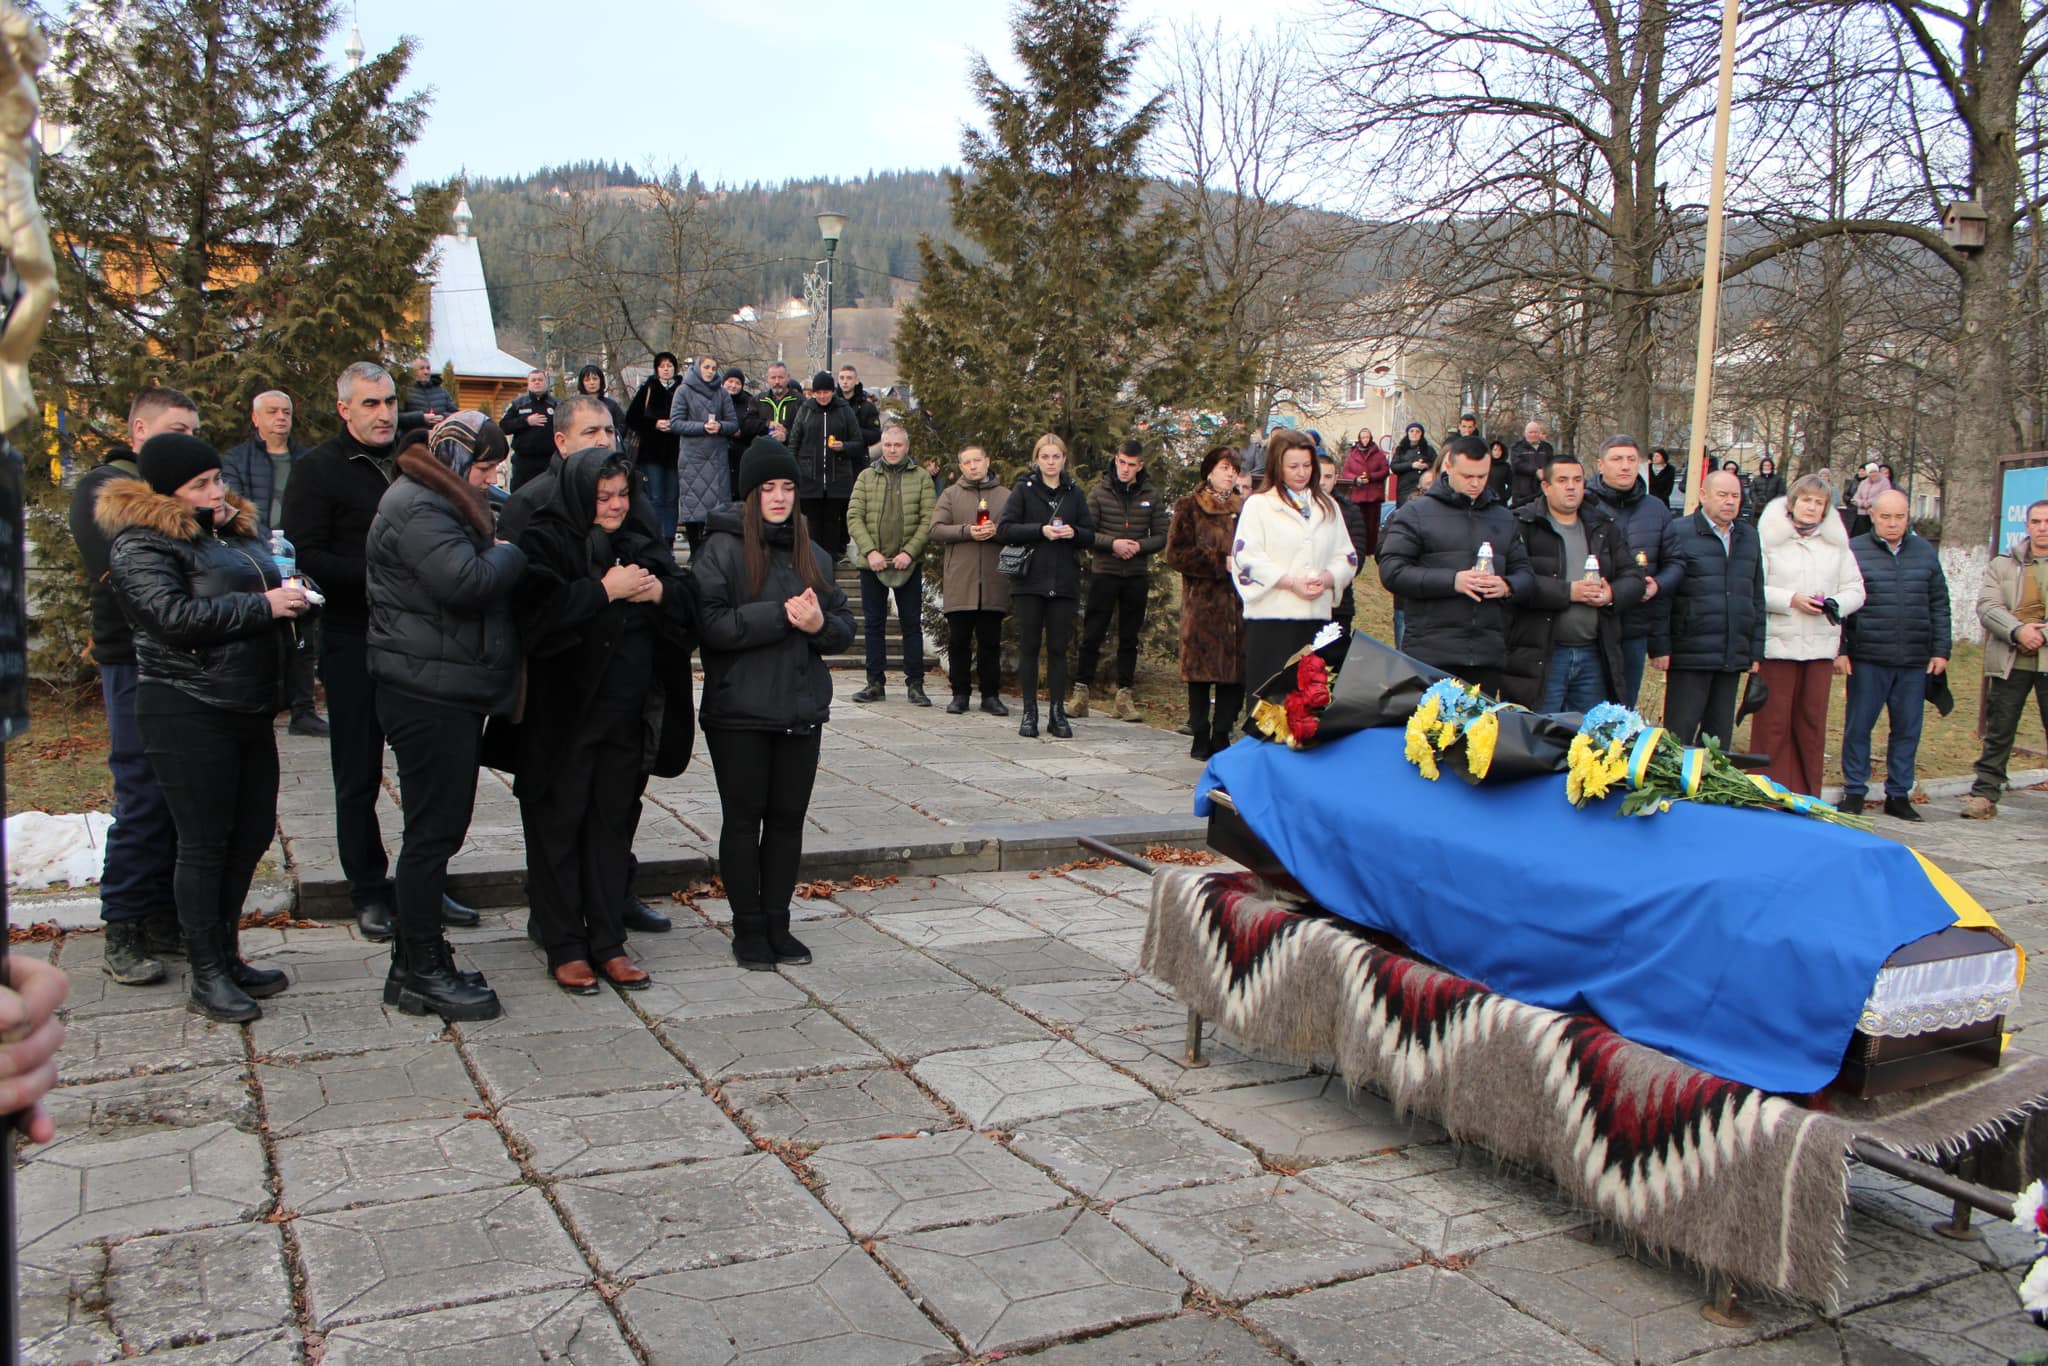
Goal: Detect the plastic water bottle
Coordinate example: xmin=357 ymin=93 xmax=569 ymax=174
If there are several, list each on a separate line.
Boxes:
xmin=1583 ymin=555 xmax=1600 ymax=582
xmin=270 ymin=530 xmax=296 ymax=583
xmin=1474 ymin=541 xmax=1494 ymax=577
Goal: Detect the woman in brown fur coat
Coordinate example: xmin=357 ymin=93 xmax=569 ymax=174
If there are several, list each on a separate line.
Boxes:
xmin=1164 ymin=446 xmax=1247 ymax=759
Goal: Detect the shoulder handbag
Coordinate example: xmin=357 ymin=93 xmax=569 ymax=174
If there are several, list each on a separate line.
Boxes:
xmin=998 ymin=542 xmax=1035 ymax=578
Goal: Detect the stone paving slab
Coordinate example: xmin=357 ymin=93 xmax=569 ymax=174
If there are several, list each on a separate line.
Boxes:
xmin=128 ymin=1329 xmax=301 ymax=1364
xmin=720 ymin=1068 xmax=957 ymax=1146
xmin=922 ymin=936 xmax=1124 ymax=990
xmin=245 ymin=990 xmax=447 ymax=1061
xmin=773 ymin=946 xmax=969 ymax=1006
xmin=18 ymin=1122 xmax=268 ymax=1253
xmin=557 ymin=1152 xmax=846 ymax=1280
xmin=275 ymin=1116 xmax=520 ymax=1213
xmin=466 ymin=1025 xmax=693 ymax=1103
xmin=863 ymin=902 xmax=1041 ymax=949
xmin=55 ymin=1004 xmax=245 ymax=1082
xmin=451 ymin=980 xmax=644 ymax=1037
xmin=1843 ymin=1268 xmax=2045 ymax=1363
xmin=1008 ymin=1099 xmax=1264 ymax=1201
xmin=670 ymin=1006 xmax=887 ymax=1081
xmin=1012 ymin=1313 xmax=1285 ymax=1363
xmin=498 ymin=1085 xmax=751 ymax=1178
xmin=318 ymin=1288 xmax=638 ymax=1364
xmin=1179 ymin=1075 xmax=1446 ymax=1166
xmin=20 ymin=1242 xmax=119 ymax=1366
xmin=104 ymin=1222 xmax=294 ymax=1354
xmin=1110 ymin=1174 xmax=1418 ymax=1300
xmin=618 ymin=1243 xmax=958 ymax=1366
xmin=626 ymin=963 xmax=811 ymax=1022
xmin=1003 ymin=975 xmax=1188 ymax=1032
xmin=1299 ymin=1147 xmax=1595 ymax=1258
xmin=296 ymin=1185 xmax=588 ymax=1329
xmin=912 ymin=1039 xmax=1152 ymax=1127
xmin=43 ymin=1064 xmax=256 ymax=1137
xmin=1064 ymin=1021 xmax=1314 ymax=1097
xmin=809 ymin=1127 xmax=1069 ymax=1237
xmin=830 ymin=985 xmax=1054 ymax=1060
xmin=256 ymin=1043 xmax=480 ymax=1135
xmin=1244 ymin=1264 xmax=1603 ymax=1364
xmin=877 ymin=1206 xmax=1184 ymax=1355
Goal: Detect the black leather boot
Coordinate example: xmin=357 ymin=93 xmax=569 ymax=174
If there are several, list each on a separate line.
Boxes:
xmin=186 ymin=929 xmax=261 ymax=1024
xmin=391 ymin=937 xmax=502 ymax=1021
xmin=766 ymin=909 xmax=812 ymax=965
xmin=1046 ymin=702 xmax=1073 ymax=739
xmin=1018 ymin=702 xmax=1039 ymax=738
xmin=732 ymin=909 xmax=776 ymax=971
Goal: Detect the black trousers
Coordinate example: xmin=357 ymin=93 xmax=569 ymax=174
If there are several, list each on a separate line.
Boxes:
xmin=137 ymin=688 xmax=278 ymax=948
xmin=1187 ymin=683 xmax=1246 ymax=744
xmin=377 ymin=689 xmax=482 ymax=950
xmin=1664 ymin=668 xmax=1742 ymax=750
xmin=947 ymin=610 xmax=1005 ymax=699
xmin=317 ymin=626 xmax=391 ymax=906
xmin=1242 ymin=619 xmax=1323 ymax=714
xmin=519 ymin=705 xmax=640 ymax=968
xmin=800 ymin=497 xmax=850 ymax=559
xmin=286 ymin=619 xmax=319 ymax=715
xmin=706 ymin=728 xmax=822 ymax=921
xmin=1076 ymin=574 xmax=1149 ymax=690
xmin=1012 ymin=594 xmax=1077 ymax=705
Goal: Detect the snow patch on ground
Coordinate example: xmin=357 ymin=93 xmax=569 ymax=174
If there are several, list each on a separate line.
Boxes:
xmin=6 ymin=811 xmax=112 ymax=890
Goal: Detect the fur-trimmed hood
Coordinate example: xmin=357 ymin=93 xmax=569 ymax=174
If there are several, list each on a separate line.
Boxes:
xmin=398 ymin=447 xmax=494 ymax=537
xmin=1758 ymin=494 xmax=1850 ymax=554
xmin=95 ymin=478 xmax=260 ymax=542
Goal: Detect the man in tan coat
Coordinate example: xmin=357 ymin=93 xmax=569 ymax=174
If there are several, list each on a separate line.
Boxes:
xmin=930 ymin=445 xmax=1011 ymax=715
xmin=1964 ymin=499 xmax=2048 ymax=818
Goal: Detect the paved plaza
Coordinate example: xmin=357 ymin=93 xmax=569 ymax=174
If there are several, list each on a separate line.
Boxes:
xmin=18 ymin=677 xmax=2048 ymax=1363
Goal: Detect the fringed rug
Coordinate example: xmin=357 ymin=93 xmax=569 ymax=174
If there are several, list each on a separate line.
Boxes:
xmin=1143 ymin=867 xmax=2048 ymax=1310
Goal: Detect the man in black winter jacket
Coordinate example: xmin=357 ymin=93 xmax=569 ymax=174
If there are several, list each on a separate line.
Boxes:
xmin=836 ymin=365 xmax=883 ymax=449
xmin=65 ymin=386 xmax=198 ymax=985
xmin=1377 ymin=436 xmax=1533 ymax=694
xmin=1507 ymin=420 xmax=1554 ymax=508
xmin=1502 ymin=454 xmax=1646 ymax=712
xmin=786 ymin=371 xmax=869 ymax=558
xmin=283 ymin=362 xmax=480 ymax=943
xmin=501 ymin=368 xmax=558 ymax=491
xmin=1657 ymin=469 xmax=1764 ymax=749
xmin=1586 ymin=436 xmax=1685 ymax=705
xmin=1839 ymin=490 xmax=1949 ymax=819
xmin=398 ymin=356 xmax=458 ymax=434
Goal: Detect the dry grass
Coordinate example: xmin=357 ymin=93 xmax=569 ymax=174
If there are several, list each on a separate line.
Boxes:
xmin=6 ymin=679 xmax=111 ymax=815
xmin=1128 ymin=581 xmax=2046 ymax=787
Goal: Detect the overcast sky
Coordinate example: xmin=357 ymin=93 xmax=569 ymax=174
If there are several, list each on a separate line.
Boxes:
xmin=330 ymin=0 xmax=1312 ymax=190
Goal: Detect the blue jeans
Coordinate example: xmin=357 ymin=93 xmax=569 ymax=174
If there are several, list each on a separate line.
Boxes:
xmin=640 ymin=462 xmax=679 ymax=547
xmin=1540 ymin=643 xmax=1608 ymax=715
xmin=859 ymin=567 xmax=925 ymax=683
xmin=97 ymin=662 xmax=177 ymax=923
xmin=1841 ymin=663 xmax=1927 ymax=800
xmin=1618 ymin=636 xmax=1650 ymax=707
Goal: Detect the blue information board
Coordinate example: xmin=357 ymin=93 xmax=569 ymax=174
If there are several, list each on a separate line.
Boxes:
xmin=2000 ymin=463 xmax=2048 ymax=552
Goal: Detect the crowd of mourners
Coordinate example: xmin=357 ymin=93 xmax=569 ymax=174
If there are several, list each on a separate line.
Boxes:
xmin=62 ymin=366 xmax=2047 ymax=1028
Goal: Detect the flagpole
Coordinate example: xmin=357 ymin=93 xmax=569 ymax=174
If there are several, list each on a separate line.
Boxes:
xmin=1684 ymin=0 xmax=1741 ymax=515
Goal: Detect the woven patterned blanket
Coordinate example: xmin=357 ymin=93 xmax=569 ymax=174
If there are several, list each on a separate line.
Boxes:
xmin=1143 ymin=867 xmax=2048 ymax=1309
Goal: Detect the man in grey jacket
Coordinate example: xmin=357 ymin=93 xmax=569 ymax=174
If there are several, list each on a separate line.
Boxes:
xmin=1963 ymin=499 xmax=2048 ymax=819
xmin=221 ymin=389 xmax=325 ymax=736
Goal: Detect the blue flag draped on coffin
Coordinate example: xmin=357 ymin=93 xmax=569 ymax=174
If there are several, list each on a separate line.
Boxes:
xmin=1196 ymin=726 xmax=1958 ymax=1093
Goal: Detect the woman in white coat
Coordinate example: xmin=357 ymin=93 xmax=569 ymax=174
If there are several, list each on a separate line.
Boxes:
xmin=1752 ymin=474 xmax=1866 ymax=796
xmin=1231 ymin=428 xmax=1358 ymax=707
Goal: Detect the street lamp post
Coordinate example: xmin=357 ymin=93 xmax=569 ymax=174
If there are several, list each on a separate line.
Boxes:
xmin=816 ymin=212 xmax=846 ymax=373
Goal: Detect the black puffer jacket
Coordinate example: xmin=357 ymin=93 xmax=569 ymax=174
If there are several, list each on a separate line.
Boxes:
xmin=279 ymin=430 xmax=396 ymax=632
xmin=68 ymin=451 xmax=143 ymax=666
xmin=399 ymin=375 xmax=458 ymax=433
xmin=997 ymin=471 xmax=1095 ymax=599
xmin=1666 ymin=512 xmax=1767 ymax=673
xmin=365 ymin=448 xmax=527 ymax=715
xmin=1376 ymin=478 xmax=1533 ymax=672
xmin=1500 ymin=499 xmax=1648 ymax=708
xmin=98 ymin=482 xmax=294 ymax=713
xmin=1586 ymin=475 xmax=1684 ymax=651
xmin=1508 ymin=439 xmax=1552 ymax=507
xmin=1085 ymin=469 xmax=1171 ymax=577
xmin=785 ymin=395 xmax=870 ymax=499
xmin=693 ymin=504 xmax=855 ymax=732
xmin=1845 ymin=531 xmax=1951 ymax=667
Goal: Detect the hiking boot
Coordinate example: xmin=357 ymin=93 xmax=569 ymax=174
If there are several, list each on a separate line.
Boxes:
xmin=1047 ymin=702 xmax=1074 ymax=739
xmin=288 ymin=710 xmax=330 ymax=737
xmin=102 ymin=920 xmax=167 ymax=986
xmin=1018 ymin=703 xmax=1039 ymax=738
xmin=141 ymin=910 xmax=183 ymax=956
xmin=1066 ymin=684 xmax=1090 ymax=717
xmin=1961 ymin=795 xmax=1998 ymax=820
xmin=905 ymin=682 xmax=932 ymax=707
xmin=852 ymin=679 xmax=886 ymax=703
xmin=1115 ymin=687 xmax=1143 ymax=722
xmin=393 ymin=939 xmax=502 ymax=1021
xmin=980 ymin=694 xmax=1010 ymax=717
xmin=1837 ymin=794 xmax=1864 ymax=815
xmin=1883 ymin=796 xmax=1924 ymax=822
xmin=946 ymin=694 xmax=970 ymax=714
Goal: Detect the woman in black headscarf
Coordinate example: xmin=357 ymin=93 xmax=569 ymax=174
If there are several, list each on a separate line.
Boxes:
xmin=512 ymin=449 xmax=698 ymax=994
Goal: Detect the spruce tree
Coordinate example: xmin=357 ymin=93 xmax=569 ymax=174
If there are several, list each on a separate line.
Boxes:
xmin=896 ymin=0 xmax=1242 ymax=477
xmin=34 ymin=0 xmax=453 ymax=447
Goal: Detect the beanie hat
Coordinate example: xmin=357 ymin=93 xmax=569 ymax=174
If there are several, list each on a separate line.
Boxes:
xmin=138 ymin=432 xmax=221 ymax=496
xmin=809 ymin=371 xmax=835 ymax=393
xmin=428 ymin=412 xmax=507 ymax=478
xmin=737 ymin=436 xmax=801 ymax=497
xmin=723 ymin=367 xmax=746 ymax=386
